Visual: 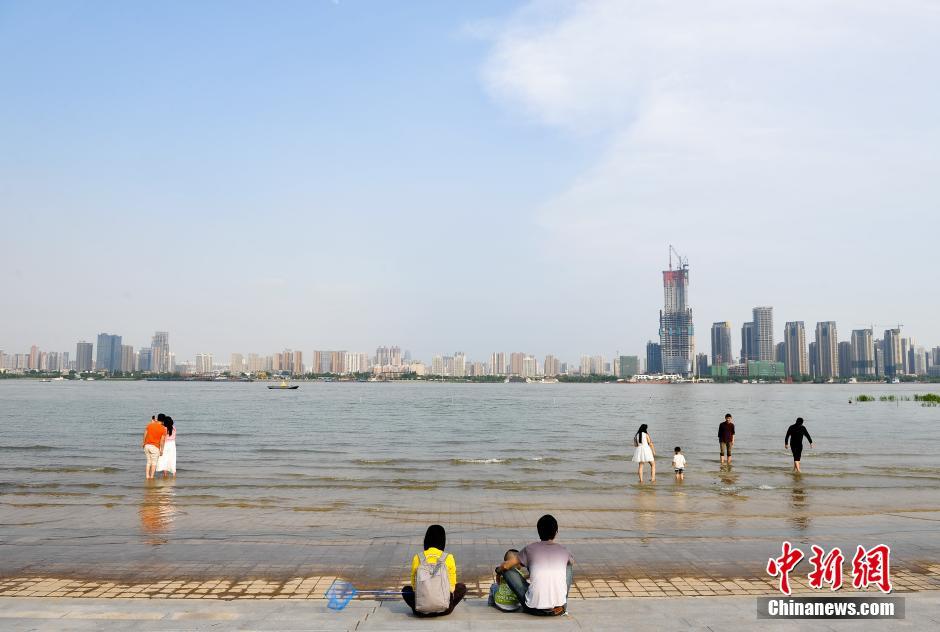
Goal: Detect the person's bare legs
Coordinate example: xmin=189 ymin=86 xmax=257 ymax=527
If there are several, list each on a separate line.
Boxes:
xmin=794 ymin=460 xmax=801 ymax=473
xmin=650 ymin=460 xmax=656 ymax=482
xmin=637 ymin=463 xmax=645 ymax=483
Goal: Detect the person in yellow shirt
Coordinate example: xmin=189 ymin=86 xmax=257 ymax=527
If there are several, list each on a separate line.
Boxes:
xmin=401 ymin=524 xmax=466 ymax=617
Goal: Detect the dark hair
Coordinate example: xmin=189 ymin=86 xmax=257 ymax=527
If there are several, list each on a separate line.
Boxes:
xmin=162 ymin=416 xmax=174 ymax=437
xmin=634 ymin=424 xmax=648 ymax=445
xmin=423 ymin=524 xmax=446 ymax=551
xmin=725 ymin=413 xmax=732 ymax=419
xmin=504 ymin=549 xmax=519 ymax=561
xmin=674 ymin=446 xmax=681 ymax=453
xmin=157 ymin=413 xmax=166 ymax=422
xmin=795 ymin=417 xmax=804 ymax=425
xmin=537 ymin=514 xmax=558 ymax=541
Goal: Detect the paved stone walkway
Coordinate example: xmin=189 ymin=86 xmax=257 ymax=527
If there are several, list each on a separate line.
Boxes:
xmin=1 ymin=592 xmax=937 ymax=630
xmin=2 ymin=564 xmax=939 ymax=600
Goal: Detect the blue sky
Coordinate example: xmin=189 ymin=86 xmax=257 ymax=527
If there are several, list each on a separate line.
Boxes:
xmin=2 ymin=1 xmax=939 ymax=363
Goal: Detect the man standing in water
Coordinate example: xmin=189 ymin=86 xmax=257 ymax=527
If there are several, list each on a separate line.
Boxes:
xmin=142 ymin=414 xmax=167 ymax=480
xmin=718 ymin=413 xmax=735 ymax=465
xmin=785 ymin=417 xmax=814 ymax=472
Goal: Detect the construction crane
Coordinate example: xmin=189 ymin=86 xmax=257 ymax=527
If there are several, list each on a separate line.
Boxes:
xmin=668 ymin=244 xmax=688 ymax=271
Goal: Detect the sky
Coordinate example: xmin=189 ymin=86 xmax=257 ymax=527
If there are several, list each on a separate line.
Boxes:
xmin=2 ymin=0 xmax=939 ymax=364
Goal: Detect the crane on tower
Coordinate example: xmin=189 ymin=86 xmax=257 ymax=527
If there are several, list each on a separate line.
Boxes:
xmin=668 ymin=244 xmax=688 ymax=271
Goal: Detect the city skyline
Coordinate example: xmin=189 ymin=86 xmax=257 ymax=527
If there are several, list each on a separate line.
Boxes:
xmin=2 ymin=251 xmax=938 ymax=377
xmin=2 ymin=2 xmax=939 ymax=362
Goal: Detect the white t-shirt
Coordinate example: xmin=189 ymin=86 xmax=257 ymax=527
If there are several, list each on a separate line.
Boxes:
xmin=517 ymin=540 xmax=574 ymax=609
xmin=672 ymin=454 xmax=686 ymax=469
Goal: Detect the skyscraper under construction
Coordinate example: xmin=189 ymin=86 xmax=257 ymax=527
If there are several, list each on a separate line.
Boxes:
xmin=659 ymin=247 xmax=695 ymax=376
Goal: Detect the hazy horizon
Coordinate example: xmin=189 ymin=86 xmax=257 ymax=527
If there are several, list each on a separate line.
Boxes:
xmin=3 ymin=1 xmax=939 ymax=362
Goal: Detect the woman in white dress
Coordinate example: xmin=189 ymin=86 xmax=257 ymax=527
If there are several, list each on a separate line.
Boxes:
xmin=156 ymin=416 xmax=177 ymax=478
xmin=632 ymin=424 xmax=656 ymax=483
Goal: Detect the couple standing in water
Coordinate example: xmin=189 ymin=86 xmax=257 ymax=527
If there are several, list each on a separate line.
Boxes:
xmin=141 ymin=413 xmax=178 ymax=480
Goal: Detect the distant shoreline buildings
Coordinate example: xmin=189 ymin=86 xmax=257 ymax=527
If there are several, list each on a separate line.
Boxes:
xmin=2 ymin=251 xmax=939 ymax=380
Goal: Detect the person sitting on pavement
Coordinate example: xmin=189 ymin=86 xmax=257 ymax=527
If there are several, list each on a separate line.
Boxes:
xmin=494 ymin=514 xmax=574 ymax=616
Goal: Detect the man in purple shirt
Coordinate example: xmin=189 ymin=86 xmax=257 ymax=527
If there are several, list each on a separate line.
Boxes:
xmin=495 ymin=514 xmax=574 ymax=616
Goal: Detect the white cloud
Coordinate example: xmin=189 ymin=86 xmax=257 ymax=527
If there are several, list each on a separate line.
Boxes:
xmin=482 ymin=0 xmax=940 ymax=255
xmin=479 ymin=0 xmax=940 ymax=346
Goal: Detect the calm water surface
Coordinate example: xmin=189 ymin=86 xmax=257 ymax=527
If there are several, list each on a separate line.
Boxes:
xmin=2 ymin=381 xmax=939 ymax=582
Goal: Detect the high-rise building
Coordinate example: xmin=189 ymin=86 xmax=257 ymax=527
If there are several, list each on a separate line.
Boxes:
xmin=509 ymin=352 xmax=526 ymax=376
xmin=592 ymin=355 xmax=605 ymax=375
xmin=137 ymin=347 xmax=152 ymax=372
xmin=543 ymin=355 xmax=560 ymax=377
xmin=313 ymin=351 xmax=332 ymax=374
xmin=883 ymin=329 xmax=903 ymax=377
xmin=120 ymin=345 xmax=135 ymax=372
xmin=814 ymin=321 xmax=839 ymax=379
xmin=695 ymin=353 xmax=709 ymax=378
xmin=293 ymin=350 xmax=303 ymax=375
xmin=579 ymin=355 xmax=592 ymax=375
xmin=710 ymin=321 xmax=732 ymax=366
xmin=151 ymin=331 xmax=170 ymax=373
xmin=783 ymin=321 xmax=808 ymax=378
xmin=431 ymin=355 xmax=444 ymax=375
xmin=230 ymin=353 xmax=245 ymax=375
xmin=900 ymin=338 xmax=912 ymax=374
xmin=658 ymin=256 xmax=694 ymax=376
xmin=343 ymin=352 xmax=360 ymax=374
xmin=29 ymin=345 xmax=40 ymax=370
xmin=490 ymin=352 xmax=506 ymax=375
xmin=645 ymin=341 xmax=663 ymax=374
xmin=375 ymin=346 xmax=389 ymax=366
xmin=75 ymin=341 xmax=94 ymax=372
xmin=850 ymin=329 xmax=875 ymax=376
xmin=523 ymin=355 xmax=538 ymax=378
xmin=912 ymin=346 xmax=927 ymax=376
xmin=808 ymin=341 xmax=818 ymax=378
xmin=617 ymin=355 xmax=638 ymax=378
xmin=96 ymin=333 xmax=123 ymax=373
xmin=874 ymin=340 xmax=884 ymax=377
xmin=330 ymin=351 xmax=346 ymax=375
xmin=741 ymin=322 xmax=756 ymax=363
xmin=838 ymin=341 xmax=852 ymax=379
xmin=195 ymin=353 xmax=213 ymax=374
xmin=453 ymin=352 xmax=466 ymax=377
xmin=752 ymin=307 xmax=774 ymax=361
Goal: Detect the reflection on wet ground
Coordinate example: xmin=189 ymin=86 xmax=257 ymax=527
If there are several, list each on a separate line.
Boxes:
xmin=789 ymin=474 xmax=809 ymax=531
xmin=138 ymin=479 xmax=177 ymax=544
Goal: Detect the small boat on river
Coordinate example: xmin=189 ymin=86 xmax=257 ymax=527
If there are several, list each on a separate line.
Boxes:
xmin=268 ymin=380 xmax=299 ymax=390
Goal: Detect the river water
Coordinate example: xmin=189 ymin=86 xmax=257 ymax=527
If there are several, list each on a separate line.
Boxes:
xmin=2 ymin=381 xmax=939 ymax=585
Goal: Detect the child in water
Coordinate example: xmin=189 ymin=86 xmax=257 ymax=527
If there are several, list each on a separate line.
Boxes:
xmin=489 ymin=549 xmax=527 ymax=611
xmin=672 ymin=446 xmax=686 ymax=481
